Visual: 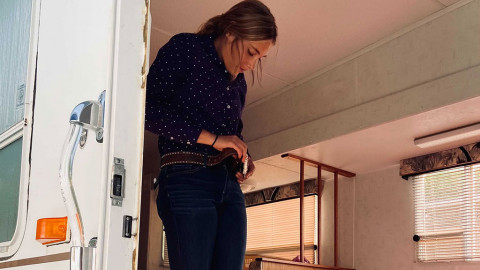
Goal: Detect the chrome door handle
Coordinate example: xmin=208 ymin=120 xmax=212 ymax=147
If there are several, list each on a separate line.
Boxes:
xmin=59 ymin=91 xmax=105 ymax=270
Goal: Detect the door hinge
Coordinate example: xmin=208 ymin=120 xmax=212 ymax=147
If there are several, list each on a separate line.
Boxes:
xmin=122 ymin=215 xmax=138 ymax=238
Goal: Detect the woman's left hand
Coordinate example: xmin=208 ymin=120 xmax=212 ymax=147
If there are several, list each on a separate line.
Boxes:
xmin=236 ymin=158 xmax=255 ymax=184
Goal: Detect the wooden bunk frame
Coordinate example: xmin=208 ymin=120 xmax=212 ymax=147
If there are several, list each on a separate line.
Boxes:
xmin=274 ymin=153 xmax=356 ymax=269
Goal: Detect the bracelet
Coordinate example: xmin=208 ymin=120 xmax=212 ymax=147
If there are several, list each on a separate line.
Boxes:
xmin=211 ymin=134 xmax=219 ymax=147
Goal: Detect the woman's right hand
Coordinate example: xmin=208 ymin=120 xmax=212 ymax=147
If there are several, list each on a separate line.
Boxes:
xmin=197 ymin=130 xmax=248 ymax=162
xmin=212 ymin=135 xmax=248 ymax=162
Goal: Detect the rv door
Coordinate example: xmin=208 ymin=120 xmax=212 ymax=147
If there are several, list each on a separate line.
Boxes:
xmin=33 ymin=0 xmax=149 ymax=269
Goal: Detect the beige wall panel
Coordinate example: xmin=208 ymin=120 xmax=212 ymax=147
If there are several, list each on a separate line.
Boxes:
xmin=318 ymin=177 xmax=354 ymax=268
xmin=320 ymin=181 xmax=334 ymax=266
xmin=247 ymin=64 xmax=480 ymax=159
xmin=356 ymin=0 xmax=480 ymax=104
xmin=244 ymin=61 xmax=356 ymax=141
xmin=354 ymin=166 xmax=414 ymax=270
xmin=245 ymin=73 xmax=289 ymax=106
xmin=352 ymin=165 xmax=480 ymax=270
xmin=337 ymin=177 xmax=354 ymax=269
xmin=149 ymin=29 xmax=171 ymax=66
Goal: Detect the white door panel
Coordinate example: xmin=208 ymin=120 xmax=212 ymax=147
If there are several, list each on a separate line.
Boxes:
xmin=26 ymin=0 xmax=113 ymax=262
xmin=99 ymin=0 xmax=149 ymax=268
xmin=0 ymin=0 xmax=148 ymax=269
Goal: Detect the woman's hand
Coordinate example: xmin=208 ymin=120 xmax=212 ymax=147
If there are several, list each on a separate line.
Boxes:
xmin=197 ymin=130 xmax=248 ymax=162
xmin=236 ymin=157 xmax=255 ymax=184
xmin=212 ymin=135 xmax=248 ymax=162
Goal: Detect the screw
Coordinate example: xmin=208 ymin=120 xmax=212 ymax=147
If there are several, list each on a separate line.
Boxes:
xmin=80 ymin=129 xmax=88 ymax=148
xmin=96 ymin=129 xmax=103 ymax=142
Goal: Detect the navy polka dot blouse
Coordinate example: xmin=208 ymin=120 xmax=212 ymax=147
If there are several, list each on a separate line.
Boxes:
xmin=145 ymin=33 xmax=247 ymax=156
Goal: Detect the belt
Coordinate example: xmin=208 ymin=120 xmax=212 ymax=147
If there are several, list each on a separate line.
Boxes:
xmin=160 ymin=148 xmax=238 ymax=169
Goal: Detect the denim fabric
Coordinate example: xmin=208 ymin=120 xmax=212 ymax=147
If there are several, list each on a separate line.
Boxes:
xmin=156 ymin=163 xmax=247 ymax=270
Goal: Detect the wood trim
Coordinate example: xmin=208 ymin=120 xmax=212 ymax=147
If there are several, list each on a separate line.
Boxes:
xmin=334 ymin=172 xmax=338 ymax=267
xmin=254 ymin=257 xmax=355 ymax=269
xmin=138 ymin=174 xmax=152 ymax=270
xmin=300 ymin=160 xmax=305 ymax=263
xmin=246 ymin=244 xmax=316 ymax=254
xmin=317 ymin=166 xmax=322 ymax=264
xmin=281 ymin=154 xmax=355 ymax=178
xmin=0 ymin=253 xmax=70 ymax=268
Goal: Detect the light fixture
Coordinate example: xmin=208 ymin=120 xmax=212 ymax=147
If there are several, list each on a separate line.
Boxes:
xmin=414 ymin=123 xmax=480 ymax=148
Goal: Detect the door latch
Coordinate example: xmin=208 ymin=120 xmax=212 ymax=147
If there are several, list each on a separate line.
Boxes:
xmin=111 ymin=158 xmax=125 ymax=206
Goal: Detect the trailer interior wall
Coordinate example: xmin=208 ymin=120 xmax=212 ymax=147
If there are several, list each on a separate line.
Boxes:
xmin=242 ymin=0 xmax=480 ymax=269
xmin=243 ymin=0 xmax=480 ymax=160
xmin=347 ymin=166 xmax=480 ymax=270
xmin=143 ymin=0 xmax=480 ymax=269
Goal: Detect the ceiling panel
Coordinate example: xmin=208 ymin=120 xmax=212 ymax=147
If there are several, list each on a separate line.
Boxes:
xmin=244 ymin=72 xmax=289 ymax=106
xmin=260 ymin=0 xmax=444 ymax=82
xmin=151 ymin=0 xmax=445 ymax=104
xmin=248 ymin=96 xmax=480 ymax=192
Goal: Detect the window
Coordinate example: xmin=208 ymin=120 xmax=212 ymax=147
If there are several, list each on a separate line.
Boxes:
xmin=0 ymin=138 xmax=23 ymax=243
xmin=0 ymin=0 xmax=32 ymax=253
xmin=412 ymin=165 xmax=480 ymax=262
xmin=0 ymin=0 xmax=31 ymax=134
xmin=245 ymin=195 xmax=318 ymax=263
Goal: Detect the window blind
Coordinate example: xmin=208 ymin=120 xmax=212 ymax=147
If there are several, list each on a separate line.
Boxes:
xmin=412 ymin=164 xmax=480 ymax=262
xmin=162 ymin=230 xmax=170 ymax=267
xmin=245 ymin=195 xmax=318 ymax=263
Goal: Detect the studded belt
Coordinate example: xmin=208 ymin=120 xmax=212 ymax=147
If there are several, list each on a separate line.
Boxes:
xmin=160 ymin=148 xmax=238 ymax=169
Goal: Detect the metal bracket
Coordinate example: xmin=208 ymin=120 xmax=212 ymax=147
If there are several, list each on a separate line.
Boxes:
xmin=70 ymin=246 xmax=96 ymax=270
xmin=122 ymin=215 xmax=138 ymax=238
xmin=96 ymin=91 xmax=106 ymax=143
xmin=111 ymin=158 xmax=125 ymax=206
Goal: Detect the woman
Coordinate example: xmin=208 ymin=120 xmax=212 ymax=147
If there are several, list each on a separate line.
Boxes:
xmin=145 ymin=1 xmax=277 ymax=269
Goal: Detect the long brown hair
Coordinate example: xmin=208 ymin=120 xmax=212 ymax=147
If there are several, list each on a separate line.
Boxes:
xmin=197 ymin=0 xmax=277 ymax=82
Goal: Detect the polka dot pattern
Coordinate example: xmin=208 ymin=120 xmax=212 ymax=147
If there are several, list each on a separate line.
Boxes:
xmin=145 ymin=33 xmax=247 ymax=156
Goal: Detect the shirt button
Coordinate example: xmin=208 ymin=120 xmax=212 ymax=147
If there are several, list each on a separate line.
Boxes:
xmin=227 ymin=105 xmax=231 ymax=109
xmin=226 ymin=86 xmax=230 ymax=90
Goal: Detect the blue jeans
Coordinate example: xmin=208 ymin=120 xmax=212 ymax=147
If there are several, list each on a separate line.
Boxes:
xmin=156 ymin=162 xmax=247 ymax=270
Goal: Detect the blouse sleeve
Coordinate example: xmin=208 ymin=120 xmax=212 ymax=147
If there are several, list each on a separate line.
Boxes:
xmin=145 ymin=34 xmax=203 ymax=145
xmin=236 ymin=118 xmax=245 ymax=141
xmin=236 ymin=118 xmax=252 ymax=158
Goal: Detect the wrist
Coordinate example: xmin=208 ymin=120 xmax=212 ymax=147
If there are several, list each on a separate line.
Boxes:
xmin=211 ymin=134 xmax=219 ymax=147
xmin=197 ymin=129 xmax=216 ymax=146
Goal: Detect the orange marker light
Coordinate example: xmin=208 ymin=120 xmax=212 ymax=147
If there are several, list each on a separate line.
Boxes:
xmin=36 ymin=217 xmax=69 ymax=245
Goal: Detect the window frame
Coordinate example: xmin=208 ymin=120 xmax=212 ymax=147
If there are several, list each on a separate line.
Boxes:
xmin=0 ymin=0 xmax=39 ymax=258
xmin=413 ymin=164 xmax=480 ymax=263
